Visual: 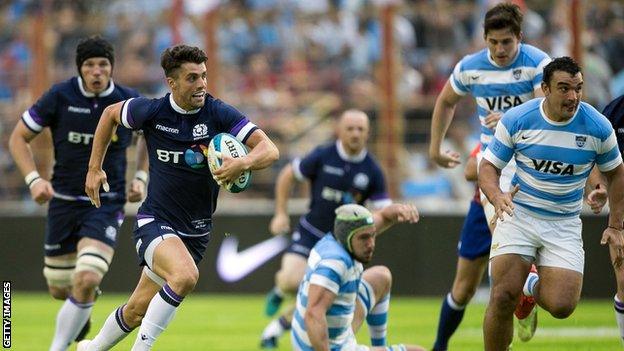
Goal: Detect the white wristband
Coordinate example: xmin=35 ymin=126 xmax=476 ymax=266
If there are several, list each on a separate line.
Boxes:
xmin=25 ymin=170 xmax=41 ymax=187
xmin=134 ymin=170 xmax=148 ymax=184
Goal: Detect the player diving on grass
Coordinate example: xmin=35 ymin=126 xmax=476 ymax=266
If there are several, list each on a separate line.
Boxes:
xmin=260 ymin=110 xmax=418 ymax=348
xmin=291 ymin=204 xmax=425 ymax=351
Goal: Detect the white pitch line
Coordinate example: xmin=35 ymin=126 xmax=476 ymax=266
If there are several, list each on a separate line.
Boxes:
xmin=460 ymin=327 xmax=619 ymax=338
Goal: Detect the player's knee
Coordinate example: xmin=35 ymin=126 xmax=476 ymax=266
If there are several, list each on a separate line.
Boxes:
xmin=43 ymin=256 xmax=75 ymax=298
xmin=548 ymin=302 xmax=576 ymax=319
xmin=75 ymin=246 xmax=113 ymax=282
xmin=368 ymin=265 xmax=392 ymax=294
xmin=276 ymin=269 xmax=300 ymax=293
xmin=452 ymin=282 xmax=477 ymax=305
xmin=489 ymin=287 xmax=519 ymax=310
xmin=72 ymin=270 xmax=102 ymax=293
xmin=168 ymin=266 xmax=199 ymax=295
xmin=48 ymin=286 xmax=70 ymax=300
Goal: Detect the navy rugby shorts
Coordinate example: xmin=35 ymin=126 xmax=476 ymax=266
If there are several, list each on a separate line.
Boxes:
xmin=457 ymin=200 xmax=491 ymax=260
xmin=45 ymin=198 xmax=124 ymax=257
xmin=133 ymin=217 xmax=211 ymax=267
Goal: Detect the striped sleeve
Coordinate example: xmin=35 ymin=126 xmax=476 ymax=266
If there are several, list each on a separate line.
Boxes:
xmin=596 ymin=131 xmax=623 ymax=172
xmin=21 ymin=108 xmax=44 ymax=133
xmin=483 ymin=117 xmax=515 ymax=169
xmin=449 ymin=61 xmax=469 ymax=96
xmin=309 ymin=259 xmax=347 ymax=295
xmin=532 ymin=57 xmax=551 ymax=90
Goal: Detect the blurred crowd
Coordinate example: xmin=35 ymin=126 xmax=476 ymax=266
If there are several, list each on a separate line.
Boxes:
xmin=0 ymin=0 xmax=623 ymax=205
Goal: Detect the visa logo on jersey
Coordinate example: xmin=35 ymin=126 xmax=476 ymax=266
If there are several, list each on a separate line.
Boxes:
xmin=531 ymin=159 xmax=574 ymax=175
xmin=485 ymin=96 xmax=523 ymax=111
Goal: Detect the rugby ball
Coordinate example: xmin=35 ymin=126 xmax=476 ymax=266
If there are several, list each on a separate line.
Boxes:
xmin=207 ymin=133 xmax=252 ymax=193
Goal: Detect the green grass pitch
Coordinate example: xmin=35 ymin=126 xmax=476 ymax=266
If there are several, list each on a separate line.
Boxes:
xmin=9 ymin=293 xmax=621 ymax=350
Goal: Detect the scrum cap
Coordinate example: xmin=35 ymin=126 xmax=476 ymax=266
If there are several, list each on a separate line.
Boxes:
xmin=75 ymin=35 xmax=115 ymax=73
xmin=333 ymin=204 xmax=374 ymax=254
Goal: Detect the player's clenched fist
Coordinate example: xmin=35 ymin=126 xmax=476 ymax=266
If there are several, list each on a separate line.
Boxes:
xmin=30 ymin=179 xmax=54 ymax=205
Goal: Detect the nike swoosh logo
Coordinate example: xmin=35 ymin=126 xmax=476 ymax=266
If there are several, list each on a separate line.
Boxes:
xmin=471 ymin=75 xmax=479 ymax=80
xmin=521 ymin=135 xmax=530 ymax=140
xmin=216 ymin=235 xmax=289 ymax=282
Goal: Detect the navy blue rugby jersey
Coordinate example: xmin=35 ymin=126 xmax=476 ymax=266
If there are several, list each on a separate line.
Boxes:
xmin=292 ymin=141 xmax=391 ymax=237
xmin=21 ymin=77 xmax=139 ymax=200
xmin=603 ymin=95 xmax=624 ymax=154
xmin=120 ymin=94 xmax=259 ymax=235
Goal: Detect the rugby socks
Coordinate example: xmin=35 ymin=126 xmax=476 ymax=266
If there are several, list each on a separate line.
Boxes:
xmin=261 ymin=315 xmax=291 ymax=339
xmin=86 ymin=305 xmax=134 ymax=350
xmin=50 ymin=296 xmax=93 ymax=351
xmin=367 ymin=293 xmax=390 ymax=346
xmin=132 ymin=284 xmax=184 ymax=351
xmin=433 ymin=293 xmax=466 ymax=351
xmin=614 ymin=295 xmax=624 ymax=340
xmin=523 ymin=272 xmax=539 ymax=297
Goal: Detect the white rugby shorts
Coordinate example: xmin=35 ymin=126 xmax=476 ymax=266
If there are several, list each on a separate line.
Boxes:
xmin=489 ymin=205 xmax=584 ymax=274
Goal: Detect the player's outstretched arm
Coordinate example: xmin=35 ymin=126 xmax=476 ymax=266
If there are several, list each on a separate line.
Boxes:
xmin=304 ymin=284 xmax=335 ymax=351
xmin=429 ymin=81 xmax=462 ymax=168
xmin=85 ymin=101 xmax=123 ymax=208
xmin=9 ymin=121 xmax=54 ymax=204
xmin=269 ymin=164 xmax=296 ymax=236
xmin=373 ymin=203 xmax=419 ymax=235
xmin=601 ymin=164 xmax=624 ymax=267
xmin=212 ymin=129 xmax=279 ymax=184
xmin=127 ymin=134 xmax=148 ymax=203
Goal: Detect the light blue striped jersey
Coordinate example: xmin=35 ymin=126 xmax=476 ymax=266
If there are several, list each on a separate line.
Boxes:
xmin=291 ymin=234 xmax=364 ymax=351
xmin=483 ymin=98 xmax=622 ymax=218
xmin=450 ymin=44 xmax=550 ymax=150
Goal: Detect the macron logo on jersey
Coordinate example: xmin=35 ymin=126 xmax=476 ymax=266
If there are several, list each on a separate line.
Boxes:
xmin=68 ymin=106 xmax=90 ymax=114
xmin=156 ymin=124 xmax=180 ymax=134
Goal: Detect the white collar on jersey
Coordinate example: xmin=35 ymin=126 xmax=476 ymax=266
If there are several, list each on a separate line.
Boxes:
xmin=169 ymin=94 xmax=201 ymax=114
xmin=539 ymin=98 xmax=578 ymax=126
xmin=77 ymin=77 xmax=115 ymax=97
xmin=487 ymin=44 xmax=522 ymax=68
xmin=336 ymin=140 xmax=367 ymax=163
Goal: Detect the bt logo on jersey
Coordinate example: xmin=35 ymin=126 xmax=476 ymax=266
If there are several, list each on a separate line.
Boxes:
xmin=156 ymin=149 xmax=184 ymax=163
xmin=157 ymin=144 xmax=210 ymax=169
xmin=68 ymin=131 xmax=94 ymax=145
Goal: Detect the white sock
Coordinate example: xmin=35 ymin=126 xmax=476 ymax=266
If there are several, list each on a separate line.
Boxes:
xmin=87 ymin=305 xmax=133 ymax=350
xmin=261 ymin=318 xmax=287 ymax=339
xmin=49 ymin=296 xmax=93 ymax=351
xmin=614 ymin=295 xmax=624 ymax=340
xmin=523 ymin=272 xmax=539 ymax=297
xmin=273 ymin=286 xmax=284 ymax=298
xmin=131 ymin=284 xmax=183 ymax=351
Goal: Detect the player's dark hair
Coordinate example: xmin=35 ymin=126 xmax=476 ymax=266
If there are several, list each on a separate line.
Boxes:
xmin=75 ymin=35 xmax=115 ymax=71
xmin=542 ymin=57 xmax=582 ymax=85
xmin=483 ymin=2 xmax=523 ymax=37
xmin=160 ymin=45 xmax=208 ymax=78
